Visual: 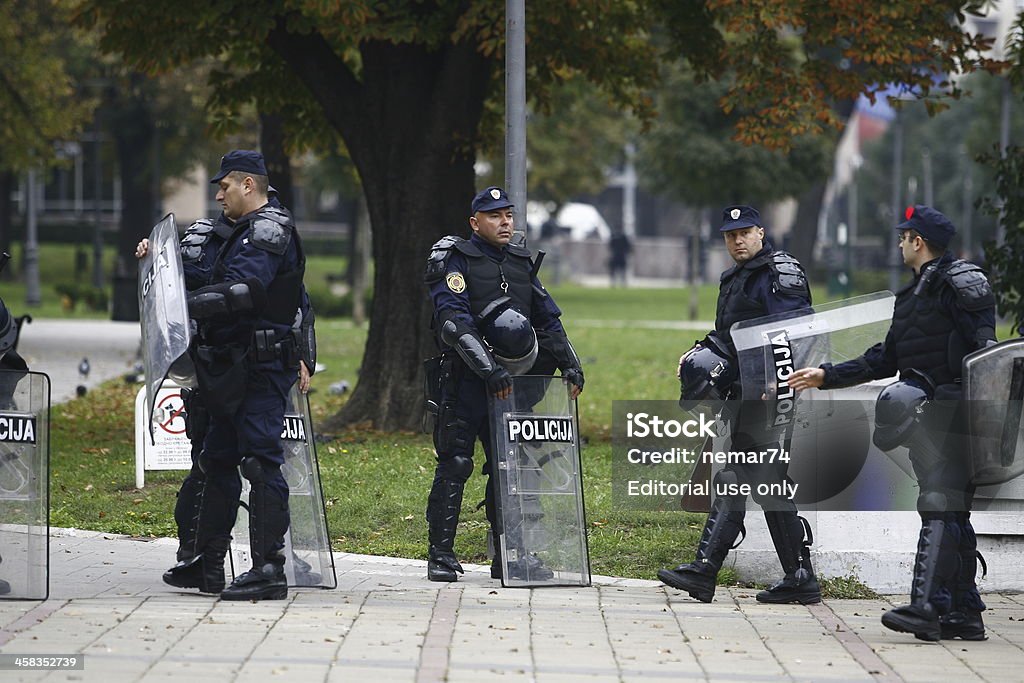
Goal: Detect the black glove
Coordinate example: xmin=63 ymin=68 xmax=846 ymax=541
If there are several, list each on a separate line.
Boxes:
xmin=563 ymin=367 xmax=584 ymax=393
xmin=486 ymin=367 xmax=513 ymax=395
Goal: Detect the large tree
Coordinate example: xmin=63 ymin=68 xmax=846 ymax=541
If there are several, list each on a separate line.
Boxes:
xmin=79 ymin=0 xmax=1003 ymax=430
xmin=0 ymin=0 xmax=94 ymax=267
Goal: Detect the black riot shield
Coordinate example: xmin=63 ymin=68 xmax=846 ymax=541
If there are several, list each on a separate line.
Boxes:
xmin=230 ymin=384 xmax=336 ymax=588
xmin=139 ymin=214 xmax=192 ymax=442
xmin=729 ymin=293 xmax=899 ymax=509
xmin=0 ymin=370 xmax=49 ymax=600
xmin=963 ymin=338 xmax=1024 ymax=486
xmin=489 ymin=375 xmax=590 ymax=587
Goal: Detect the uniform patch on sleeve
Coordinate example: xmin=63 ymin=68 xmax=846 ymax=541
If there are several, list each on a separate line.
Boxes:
xmin=446 ymin=272 xmax=466 ymax=294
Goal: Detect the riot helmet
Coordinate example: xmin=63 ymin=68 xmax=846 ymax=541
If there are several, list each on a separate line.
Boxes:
xmin=678 ymin=337 xmax=737 ymax=410
xmin=477 ymin=297 xmax=538 ymax=375
xmin=872 ymin=370 xmax=935 ymax=451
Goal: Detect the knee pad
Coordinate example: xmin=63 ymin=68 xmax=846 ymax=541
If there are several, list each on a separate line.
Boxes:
xmin=713 ymin=469 xmax=739 ymax=487
xmin=198 ymin=452 xmax=236 ymax=478
xmin=438 ymin=454 xmax=474 ymax=482
xmin=241 ymin=456 xmax=265 ymax=483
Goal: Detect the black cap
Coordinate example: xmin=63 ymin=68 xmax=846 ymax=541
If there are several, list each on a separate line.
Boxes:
xmin=719 ymin=205 xmax=761 ymax=232
xmin=896 ymin=205 xmax=955 ymax=248
xmin=471 ymin=186 xmax=514 ymax=214
xmin=210 ymin=150 xmax=268 ymax=184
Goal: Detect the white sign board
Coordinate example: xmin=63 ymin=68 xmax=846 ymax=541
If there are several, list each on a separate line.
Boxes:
xmin=134 ymin=383 xmax=192 ymax=488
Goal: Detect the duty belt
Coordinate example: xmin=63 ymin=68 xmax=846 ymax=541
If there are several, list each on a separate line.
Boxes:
xmin=251 ymin=329 xmax=300 ymax=366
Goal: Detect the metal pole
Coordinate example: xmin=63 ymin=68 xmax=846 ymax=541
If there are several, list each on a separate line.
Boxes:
xmin=888 ymin=110 xmax=903 ymax=292
xmin=93 ymin=132 xmax=104 ymax=290
xmin=997 ymin=77 xmax=1012 ymax=245
xmin=505 ymin=0 xmax=527 ymax=247
xmin=25 ymin=169 xmax=41 ymax=306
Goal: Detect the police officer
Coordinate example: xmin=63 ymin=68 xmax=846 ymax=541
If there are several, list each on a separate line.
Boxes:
xmin=142 ymin=150 xmax=310 ymax=600
xmin=0 ymin=265 xmax=28 ymax=596
xmin=423 ymin=186 xmax=584 ymax=582
xmin=659 ymin=205 xmax=821 ymax=605
xmin=790 ymin=205 xmax=995 ymax=641
xmin=136 ymin=174 xmax=315 ymax=598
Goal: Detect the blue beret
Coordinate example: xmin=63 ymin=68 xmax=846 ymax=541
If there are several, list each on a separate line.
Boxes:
xmin=472 ymin=186 xmax=514 ymax=214
xmin=210 ymin=150 xmax=268 ymax=183
xmin=896 ymin=205 xmax=955 ymax=248
xmin=719 ymin=205 xmax=761 ymax=232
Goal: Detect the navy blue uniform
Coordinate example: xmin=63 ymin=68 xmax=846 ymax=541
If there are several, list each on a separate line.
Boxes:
xmin=423 ymin=231 xmax=582 ymax=581
xmin=820 ymin=252 xmax=995 ymax=617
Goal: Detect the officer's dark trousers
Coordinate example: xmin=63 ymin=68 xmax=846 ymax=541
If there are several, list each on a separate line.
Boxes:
xmin=908 ymin=401 xmax=984 ymax=614
xmin=202 ymin=364 xmax=296 ymax=553
xmin=429 ymin=365 xmax=497 ymax=549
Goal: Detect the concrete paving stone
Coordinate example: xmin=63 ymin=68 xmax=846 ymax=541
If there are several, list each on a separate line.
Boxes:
xmin=326 ymin=665 xmax=416 ymax=682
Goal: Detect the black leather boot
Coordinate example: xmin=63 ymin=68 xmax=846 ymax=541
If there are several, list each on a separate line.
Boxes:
xmin=658 ymin=477 xmax=745 ymax=603
xmin=882 ymin=520 xmax=951 ymax=641
xmin=756 ymin=512 xmax=821 ymax=605
xmin=490 ymin=541 xmax=554 ymax=581
xmin=162 ymin=472 xmax=236 ymax=594
xmin=425 ymin=478 xmax=465 ymax=582
xmin=222 ymin=459 xmax=289 ymax=601
xmin=940 ymin=610 xmax=987 ymax=641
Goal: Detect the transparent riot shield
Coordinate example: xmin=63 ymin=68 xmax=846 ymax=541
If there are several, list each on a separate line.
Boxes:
xmin=0 ymin=371 xmax=49 ymax=600
xmin=729 ymin=293 xmax=902 ymax=509
xmin=489 ymin=375 xmax=590 ymax=587
xmin=230 ymin=383 xmax=336 ymax=588
xmin=963 ymin=338 xmax=1024 ymax=486
xmin=139 ymin=214 xmax=192 ymax=443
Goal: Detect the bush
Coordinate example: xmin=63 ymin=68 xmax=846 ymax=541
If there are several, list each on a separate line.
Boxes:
xmin=54 ymin=283 xmax=109 ymax=312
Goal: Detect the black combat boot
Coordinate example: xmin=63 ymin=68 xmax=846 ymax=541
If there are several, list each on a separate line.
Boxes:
xmin=940 ymin=610 xmax=987 ymax=641
xmin=222 ymin=459 xmax=289 ymax=601
xmin=942 ymin=517 xmax=987 ymax=641
xmin=881 ymin=520 xmax=951 ymax=641
xmin=162 ymin=473 xmax=235 ymax=594
xmin=425 ymin=478 xmax=465 ymax=582
xmin=490 ymin=537 xmax=555 ymax=582
xmin=756 ymin=512 xmax=821 ymax=605
xmin=658 ymin=485 xmax=745 ymax=603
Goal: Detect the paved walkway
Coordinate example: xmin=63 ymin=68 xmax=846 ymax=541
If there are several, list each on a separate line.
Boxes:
xmin=4 ymin=320 xmax=1024 ymax=681
xmin=1 ymin=529 xmax=1023 ymax=682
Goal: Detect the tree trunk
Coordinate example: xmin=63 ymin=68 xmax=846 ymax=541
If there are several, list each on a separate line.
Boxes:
xmin=259 ymin=112 xmax=294 ymax=210
xmin=789 ymin=181 xmax=825 ymax=269
xmin=266 ymin=28 xmax=494 ymax=431
xmin=110 ymin=72 xmax=157 ymax=322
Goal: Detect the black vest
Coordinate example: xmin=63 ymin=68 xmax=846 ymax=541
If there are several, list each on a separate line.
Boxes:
xmin=889 ymin=259 xmax=975 ymax=386
xmin=715 ymin=248 xmax=775 ymax=348
xmin=455 ymin=240 xmax=534 ymax=318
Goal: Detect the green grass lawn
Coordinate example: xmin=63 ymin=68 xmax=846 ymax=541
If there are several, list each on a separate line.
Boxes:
xmin=38 ymin=273 xmax=1010 ymax=594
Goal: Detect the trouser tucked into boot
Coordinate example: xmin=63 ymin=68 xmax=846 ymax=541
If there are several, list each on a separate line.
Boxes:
xmin=222 ymin=458 xmax=290 ymax=601
xmin=162 ymin=461 xmax=238 ymax=594
xmin=658 ymin=470 xmax=745 ymax=603
xmin=756 ymin=512 xmax=821 ymax=604
xmin=425 ymin=455 xmax=472 ymax=582
xmin=882 ymin=514 xmax=957 ymax=641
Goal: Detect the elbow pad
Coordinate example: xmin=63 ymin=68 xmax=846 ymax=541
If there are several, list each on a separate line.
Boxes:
xmin=188 ymin=278 xmax=267 ymax=320
xmin=440 ymin=318 xmax=498 ymax=380
xmin=298 ymin=307 xmax=317 ymax=372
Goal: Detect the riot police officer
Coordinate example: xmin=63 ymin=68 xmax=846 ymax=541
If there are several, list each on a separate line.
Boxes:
xmin=659 ymin=205 xmax=821 ymax=605
xmin=147 ymin=150 xmax=311 ymax=601
xmin=135 ymin=171 xmax=315 ymax=598
xmin=423 ymin=186 xmax=584 ymax=582
xmin=0 ymin=273 xmax=26 ymax=596
xmin=790 ymin=205 xmax=995 ymax=641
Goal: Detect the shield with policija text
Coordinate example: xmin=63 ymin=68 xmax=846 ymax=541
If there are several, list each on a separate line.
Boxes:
xmin=489 ymin=375 xmax=590 ymax=587
xmin=230 ymin=383 xmax=336 ymax=588
xmin=729 ymin=293 xmax=901 ymax=509
xmin=0 ymin=370 xmax=50 ymax=600
xmin=139 ymin=214 xmax=192 ymax=444
xmin=963 ymin=338 xmax=1024 ymax=486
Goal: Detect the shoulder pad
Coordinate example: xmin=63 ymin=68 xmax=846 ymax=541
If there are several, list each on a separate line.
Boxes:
xmin=942 ymin=260 xmax=994 ymax=312
xmin=255 ymin=205 xmax=294 ymax=228
xmin=769 ymin=251 xmax=809 ymax=297
xmin=185 ymin=218 xmax=215 ymax=235
xmin=507 ymin=243 xmax=532 ymax=259
xmin=424 ymin=236 xmax=464 ymax=284
xmin=250 ymin=217 xmax=293 ymax=255
xmin=453 ymin=239 xmax=484 ymax=258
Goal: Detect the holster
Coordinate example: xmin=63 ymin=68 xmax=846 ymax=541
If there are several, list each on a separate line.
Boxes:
xmin=181 ymin=388 xmax=210 ymax=443
xmin=194 ymin=343 xmax=249 ymax=417
xmin=251 ymin=329 xmax=300 ymax=368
